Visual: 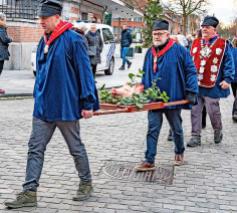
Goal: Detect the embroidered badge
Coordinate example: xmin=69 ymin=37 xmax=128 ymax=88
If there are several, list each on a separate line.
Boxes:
xmin=210 ymin=74 xmax=216 ymax=82
xmin=213 ymin=57 xmax=218 ymax=64
xmin=198 ymin=74 xmax=204 ymax=80
xmin=216 ymin=48 xmax=222 ymax=55
xmin=199 ymin=67 xmax=205 ymax=73
xmin=200 ymin=60 xmax=206 ymax=66
xmin=200 ymin=46 xmax=212 ymax=58
xmin=211 ymin=65 xmax=218 ymax=73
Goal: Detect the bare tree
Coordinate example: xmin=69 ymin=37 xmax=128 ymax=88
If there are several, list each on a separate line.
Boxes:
xmin=163 ymin=0 xmax=208 ymax=34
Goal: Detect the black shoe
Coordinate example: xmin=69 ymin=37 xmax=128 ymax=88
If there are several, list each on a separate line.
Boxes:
xmin=187 ymin=136 xmax=201 ymax=147
xmin=119 ymin=65 xmax=125 ymax=71
xmin=232 ymin=112 xmax=237 ymax=122
xmin=214 ymin=130 xmax=223 ymax=144
xmin=202 ymin=120 xmax=206 ymax=129
xmin=167 ymin=129 xmax=174 ymax=141
xmin=127 ymin=61 xmax=132 ymax=69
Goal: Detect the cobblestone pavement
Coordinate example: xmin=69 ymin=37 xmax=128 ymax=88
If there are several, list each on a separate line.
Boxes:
xmin=0 ymin=96 xmax=237 ymax=213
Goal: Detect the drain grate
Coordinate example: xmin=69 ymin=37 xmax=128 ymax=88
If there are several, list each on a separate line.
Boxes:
xmin=101 ymin=161 xmax=174 ymax=185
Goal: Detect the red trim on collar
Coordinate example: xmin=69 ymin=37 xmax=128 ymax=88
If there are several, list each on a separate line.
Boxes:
xmin=44 ymin=20 xmax=73 ymax=52
xmin=151 ymin=39 xmax=176 ymax=72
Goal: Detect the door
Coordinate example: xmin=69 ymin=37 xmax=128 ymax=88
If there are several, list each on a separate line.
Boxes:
xmin=97 ymin=27 xmax=115 ymax=71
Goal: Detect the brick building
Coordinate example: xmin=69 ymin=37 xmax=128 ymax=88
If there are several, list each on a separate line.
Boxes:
xmin=0 ymin=0 xmax=143 ymax=70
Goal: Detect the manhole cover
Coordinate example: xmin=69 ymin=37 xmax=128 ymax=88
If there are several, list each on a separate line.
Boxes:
xmin=101 ymin=161 xmax=174 ymax=185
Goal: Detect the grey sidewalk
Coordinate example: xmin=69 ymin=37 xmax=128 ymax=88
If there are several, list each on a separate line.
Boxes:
xmin=0 ymin=95 xmax=237 ymax=212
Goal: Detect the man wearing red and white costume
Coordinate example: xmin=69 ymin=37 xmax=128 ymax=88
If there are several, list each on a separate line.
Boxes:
xmin=188 ymin=16 xmax=235 ymax=147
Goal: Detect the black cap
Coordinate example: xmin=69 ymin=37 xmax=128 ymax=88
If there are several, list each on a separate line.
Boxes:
xmin=38 ymin=0 xmax=63 ymax=17
xmin=152 ymin=20 xmax=169 ymax=31
xmin=201 ymin=16 xmax=219 ymax=28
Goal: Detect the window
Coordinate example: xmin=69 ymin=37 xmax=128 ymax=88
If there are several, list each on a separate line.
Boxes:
xmin=133 ymin=17 xmax=143 ymax=22
xmin=0 ymin=0 xmax=39 ymax=19
xmin=81 ymin=13 xmax=88 ymax=21
xmin=102 ymin=28 xmax=114 ymax=43
xmin=0 ymin=0 xmax=7 ymax=5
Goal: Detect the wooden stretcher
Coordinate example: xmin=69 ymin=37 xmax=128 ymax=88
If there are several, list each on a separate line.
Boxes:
xmin=93 ymin=99 xmax=190 ymax=116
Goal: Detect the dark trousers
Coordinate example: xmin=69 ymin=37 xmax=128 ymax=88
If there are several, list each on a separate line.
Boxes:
xmin=191 ymin=96 xmax=222 ymax=136
xmin=23 ymin=117 xmax=92 ymax=192
xmin=145 ymin=109 xmax=185 ymax=164
xmin=0 ymin=60 xmax=4 ymax=76
xmin=91 ymin=64 xmax=97 ymax=77
xmin=231 ymin=83 xmax=237 ymax=115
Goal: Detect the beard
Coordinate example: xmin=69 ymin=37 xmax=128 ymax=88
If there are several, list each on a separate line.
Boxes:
xmin=153 ymin=38 xmax=168 ymax=47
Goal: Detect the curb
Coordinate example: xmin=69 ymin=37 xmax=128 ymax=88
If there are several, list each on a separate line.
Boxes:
xmin=0 ymin=93 xmax=33 ymax=100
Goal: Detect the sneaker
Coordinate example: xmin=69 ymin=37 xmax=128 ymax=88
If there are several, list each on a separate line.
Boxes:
xmin=214 ymin=130 xmax=223 ymax=144
xmin=0 ymin=88 xmax=5 ymax=94
xmin=167 ymin=129 xmax=174 ymax=141
xmin=174 ymin=154 xmax=184 ymax=166
xmin=187 ymin=136 xmax=201 ymax=147
xmin=119 ymin=65 xmax=125 ymax=71
xmin=73 ymin=181 xmax=93 ymax=201
xmin=127 ymin=61 xmax=132 ymax=69
xmin=5 ymin=191 xmax=37 ymax=209
xmin=135 ymin=161 xmax=155 ymax=172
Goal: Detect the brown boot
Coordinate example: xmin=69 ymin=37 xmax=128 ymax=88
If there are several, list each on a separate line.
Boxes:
xmin=5 ymin=191 xmax=37 ymax=209
xmin=135 ymin=161 xmax=155 ymax=172
xmin=73 ymin=181 xmax=93 ymax=201
xmin=174 ymin=154 xmax=184 ymax=166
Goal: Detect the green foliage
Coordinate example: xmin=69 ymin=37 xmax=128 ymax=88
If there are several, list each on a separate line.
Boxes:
xmin=99 ymin=70 xmax=170 ymax=109
xmin=128 ymin=69 xmax=144 ymax=86
xmin=143 ymin=0 xmax=163 ymax=47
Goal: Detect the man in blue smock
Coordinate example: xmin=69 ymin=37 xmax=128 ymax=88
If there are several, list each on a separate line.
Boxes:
xmin=135 ymin=20 xmax=198 ymax=172
xmin=188 ymin=16 xmax=234 ymax=147
xmin=5 ymin=0 xmax=99 ymax=209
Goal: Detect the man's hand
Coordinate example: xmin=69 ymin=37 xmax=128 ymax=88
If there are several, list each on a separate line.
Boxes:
xmin=81 ymin=110 xmax=93 ymax=119
xmin=219 ymin=80 xmax=230 ymax=90
xmin=185 ymin=92 xmax=197 ymax=105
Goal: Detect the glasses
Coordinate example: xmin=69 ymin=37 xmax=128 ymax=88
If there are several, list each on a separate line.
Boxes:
xmin=152 ymin=32 xmax=167 ymax=37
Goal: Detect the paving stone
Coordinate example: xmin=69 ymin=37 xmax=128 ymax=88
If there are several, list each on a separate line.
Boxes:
xmin=1 ymin=97 xmax=237 ymax=212
xmin=163 ymin=204 xmax=185 ymax=210
xmin=106 ymin=204 xmax=128 ymax=210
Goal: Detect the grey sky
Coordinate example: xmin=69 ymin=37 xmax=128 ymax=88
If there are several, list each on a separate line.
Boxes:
xmin=207 ymin=0 xmax=236 ymax=25
xmin=161 ymin=0 xmax=236 ymax=25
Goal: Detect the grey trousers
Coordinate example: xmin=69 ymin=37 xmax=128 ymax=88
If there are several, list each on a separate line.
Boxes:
xmin=23 ymin=117 xmax=92 ymax=192
xmin=191 ymin=96 xmax=222 ymax=136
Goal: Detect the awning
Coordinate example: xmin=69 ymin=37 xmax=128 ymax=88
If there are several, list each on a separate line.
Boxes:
xmin=86 ymin=0 xmax=143 ymax=18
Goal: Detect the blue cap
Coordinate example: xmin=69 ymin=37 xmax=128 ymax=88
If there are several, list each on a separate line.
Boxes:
xmin=152 ymin=20 xmax=169 ymax=31
xmin=38 ymin=0 xmax=63 ymax=17
xmin=201 ymin=16 xmax=219 ymax=28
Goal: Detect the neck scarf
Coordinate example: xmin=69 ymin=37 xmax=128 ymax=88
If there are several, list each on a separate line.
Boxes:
xmin=44 ymin=20 xmax=73 ymax=54
xmin=151 ymin=39 xmax=176 ymax=73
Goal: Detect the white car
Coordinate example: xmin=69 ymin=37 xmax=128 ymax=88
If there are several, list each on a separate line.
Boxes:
xmin=176 ymin=34 xmax=189 ymax=47
xmin=31 ymin=22 xmax=116 ymax=76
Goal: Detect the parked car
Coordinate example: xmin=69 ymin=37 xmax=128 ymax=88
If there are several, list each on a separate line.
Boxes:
xmin=31 ymin=22 xmax=116 ymax=76
xmin=176 ymin=34 xmax=189 ymax=47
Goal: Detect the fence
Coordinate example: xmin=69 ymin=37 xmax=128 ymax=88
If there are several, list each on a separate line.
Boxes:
xmin=0 ymin=0 xmax=39 ymax=20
